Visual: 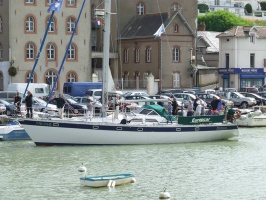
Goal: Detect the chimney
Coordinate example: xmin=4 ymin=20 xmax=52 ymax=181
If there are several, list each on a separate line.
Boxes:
xmin=198 ymin=22 xmax=206 ymax=31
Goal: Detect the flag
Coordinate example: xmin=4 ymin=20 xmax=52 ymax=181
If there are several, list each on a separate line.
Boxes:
xmin=47 ymin=0 xmax=63 ymax=13
xmin=96 ymin=19 xmax=102 ymax=26
xmin=154 ymin=24 xmax=165 ymax=38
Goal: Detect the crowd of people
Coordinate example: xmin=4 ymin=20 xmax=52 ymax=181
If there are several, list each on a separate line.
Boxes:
xmin=164 ymin=95 xmax=224 ymax=120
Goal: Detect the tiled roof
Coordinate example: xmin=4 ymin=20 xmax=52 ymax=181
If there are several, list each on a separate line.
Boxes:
xmin=216 ymin=26 xmax=266 ymax=38
xmin=120 ymin=13 xmax=168 ymax=39
xmin=197 ymin=31 xmax=221 ymax=53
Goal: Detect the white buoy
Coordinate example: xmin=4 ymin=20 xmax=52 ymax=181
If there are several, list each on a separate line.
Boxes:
xmin=78 ymin=164 xmax=87 ymax=173
xmin=131 ymin=178 xmax=136 ymax=183
xmin=159 ymin=188 xmax=171 ymax=199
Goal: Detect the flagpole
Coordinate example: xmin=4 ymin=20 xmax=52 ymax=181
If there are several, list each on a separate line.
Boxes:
xmin=23 ymin=11 xmax=55 ymax=98
xmin=46 ymin=0 xmax=87 ymax=107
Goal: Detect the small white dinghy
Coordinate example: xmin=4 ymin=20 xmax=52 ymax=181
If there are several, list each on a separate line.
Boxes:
xmin=78 ymin=164 xmax=136 ymax=188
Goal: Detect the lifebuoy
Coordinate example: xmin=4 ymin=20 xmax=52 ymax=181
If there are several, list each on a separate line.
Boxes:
xmin=234 ymin=110 xmax=241 ymax=119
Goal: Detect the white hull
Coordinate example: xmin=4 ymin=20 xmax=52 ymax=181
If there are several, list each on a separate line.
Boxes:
xmin=20 ymin=119 xmax=238 ymax=145
xmin=236 ymin=115 xmax=266 ymax=127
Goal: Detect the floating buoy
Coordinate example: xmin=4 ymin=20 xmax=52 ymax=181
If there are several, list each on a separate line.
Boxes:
xmin=131 ymin=178 xmax=136 ymax=183
xmin=78 ymin=164 xmax=87 ymax=173
xmin=159 ymin=188 xmax=171 ymax=199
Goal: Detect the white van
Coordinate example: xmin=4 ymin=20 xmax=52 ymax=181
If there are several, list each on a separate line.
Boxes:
xmin=7 ymin=83 xmax=50 ymax=98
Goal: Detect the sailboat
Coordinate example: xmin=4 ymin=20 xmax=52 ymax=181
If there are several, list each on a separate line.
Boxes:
xmin=19 ymin=0 xmax=238 ymax=146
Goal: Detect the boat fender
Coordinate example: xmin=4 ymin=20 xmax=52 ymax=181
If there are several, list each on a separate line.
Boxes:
xmin=254 ymin=110 xmax=262 ymax=116
xmin=107 ymin=180 xmax=113 ymax=187
xmin=131 ymin=178 xmax=136 ymax=183
xmin=239 ymin=115 xmax=246 ymax=120
xmin=159 ymin=188 xmax=171 ymax=199
xmin=234 ymin=110 xmax=241 ymax=119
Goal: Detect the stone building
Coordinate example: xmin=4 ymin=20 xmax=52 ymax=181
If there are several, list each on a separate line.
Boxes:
xmin=0 ymin=0 xmax=197 ymax=94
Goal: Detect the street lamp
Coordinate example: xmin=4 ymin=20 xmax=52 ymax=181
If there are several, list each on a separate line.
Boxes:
xmin=10 ymin=57 xmax=15 ymax=67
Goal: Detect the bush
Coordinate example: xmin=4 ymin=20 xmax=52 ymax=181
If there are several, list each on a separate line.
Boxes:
xmin=260 ymin=2 xmax=266 ymax=11
xmin=198 ymin=3 xmax=209 ymax=13
xmin=245 ymin=3 xmax=252 ymax=14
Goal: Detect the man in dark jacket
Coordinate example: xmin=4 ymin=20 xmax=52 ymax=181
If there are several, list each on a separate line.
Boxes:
xmin=14 ymin=92 xmax=22 ymax=115
xmin=25 ymin=90 xmax=33 ymax=118
xmin=54 ymin=94 xmax=65 ymax=118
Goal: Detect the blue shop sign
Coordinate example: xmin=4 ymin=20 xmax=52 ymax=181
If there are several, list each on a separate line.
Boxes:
xmin=218 ymin=68 xmax=235 ymax=74
xmin=218 ymin=68 xmax=264 ymax=74
xmin=235 ymin=68 xmax=264 ymax=74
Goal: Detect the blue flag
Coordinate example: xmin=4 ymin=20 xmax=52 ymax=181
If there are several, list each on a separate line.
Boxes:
xmin=47 ymin=0 xmax=63 ymax=13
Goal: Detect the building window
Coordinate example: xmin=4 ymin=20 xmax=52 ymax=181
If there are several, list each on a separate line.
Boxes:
xmin=135 ymin=48 xmax=140 ymax=63
xmin=46 ymin=0 xmax=55 ymax=5
xmin=67 ymin=72 xmax=76 ymax=82
xmin=250 ymin=34 xmax=255 ymax=44
xmin=225 ymin=53 xmax=229 ymax=68
xmin=174 ymin=24 xmax=178 ymax=33
xmin=47 ymin=17 xmax=55 ymax=32
xmin=124 ymin=49 xmax=129 ymax=63
xmin=173 ymin=72 xmax=180 ymax=88
xmin=0 ymin=17 xmax=2 ymax=33
xmin=214 ymin=0 xmax=220 ymax=5
xmin=26 ymin=43 xmax=35 ymax=59
xmin=146 ymin=47 xmax=151 ymax=63
xmin=25 ymin=0 xmax=36 ymax=5
xmin=67 ymin=17 xmax=75 ymax=33
xmin=173 ymin=47 xmax=179 ymax=62
xmin=67 ymin=44 xmax=76 ymax=60
xmin=137 ymin=2 xmax=144 ymax=15
xmin=123 ymin=72 xmax=129 ymax=88
xmin=250 ymin=53 xmax=255 ymax=68
xmin=67 ymin=0 xmax=76 ymax=7
xmin=25 ymin=16 xmax=35 ymax=32
xmin=45 ymin=70 xmax=58 ymax=89
xmin=47 ymin=44 xmax=55 ymax=60
xmin=0 ymin=43 xmax=2 ymax=61
xmin=26 ymin=72 xmax=35 ymax=83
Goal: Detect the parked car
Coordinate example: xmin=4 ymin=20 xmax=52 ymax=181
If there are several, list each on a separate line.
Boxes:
xmin=148 ymin=95 xmax=182 ymax=107
xmin=172 ymin=93 xmax=196 ymax=108
xmin=0 ymin=100 xmax=7 ymax=114
xmin=239 ymin=87 xmax=259 ymax=93
xmin=227 ymin=92 xmax=256 ymax=108
xmin=157 ymin=89 xmax=184 ymax=97
xmin=22 ymin=97 xmax=58 ymax=112
xmin=123 ymin=91 xmax=149 ymax=97
xmin=50 ymin=98 xmax=87 ymax=114
xmin=258 ymin=92 xmax=266 ymax=98
xmin=0 ymin=91 xmax=23 ymax=103
xmin=240 ymin=92 xmax=266 ymax=106
xmin=196 ymin=93 xmax=213 ymax=108
xmin=74 ymin=96 xmax=102 ymax=113
xmin=0 ymin=99 xmax=17 ymax=116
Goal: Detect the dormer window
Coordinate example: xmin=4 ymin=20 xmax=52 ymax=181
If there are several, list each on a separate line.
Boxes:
xmin=137 ymin=2 xmax=144 ymax=15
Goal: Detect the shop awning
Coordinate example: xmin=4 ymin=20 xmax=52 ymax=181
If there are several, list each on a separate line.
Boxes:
xmin=240 ymin=75 xmax=265 ymax=79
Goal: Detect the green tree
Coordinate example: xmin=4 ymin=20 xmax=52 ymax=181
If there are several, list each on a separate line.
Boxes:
xmin=198 ymin=3 xmax=209 ymax=13
xmin=198 ymin=10 xmax=252 ymax=32
xmin=260 ymin=2 xmax=266 ymax=11
xmin=245 ymin=3 xmax=252 ymax=13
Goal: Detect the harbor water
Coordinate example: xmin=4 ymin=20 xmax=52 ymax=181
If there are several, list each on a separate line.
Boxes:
xmin=1 ymin=128 xmax=266 ymax=200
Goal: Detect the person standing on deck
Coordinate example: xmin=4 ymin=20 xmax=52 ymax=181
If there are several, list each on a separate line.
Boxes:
xmin=167 ymin=101 xmax=173 ymax=124
xmin=54 ymin=94 xmax=65 ymax=119
xmin=14 ymin=92 xmax=22 ymax=116
xmin=25 ymin=90 xmax=33 ymax=118
xmin=86 ymin=98 xmax=95 ymax=121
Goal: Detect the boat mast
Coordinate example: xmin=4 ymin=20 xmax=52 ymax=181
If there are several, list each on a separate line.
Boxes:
xmin=101 ymin=0 xmax=111 ymax=117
